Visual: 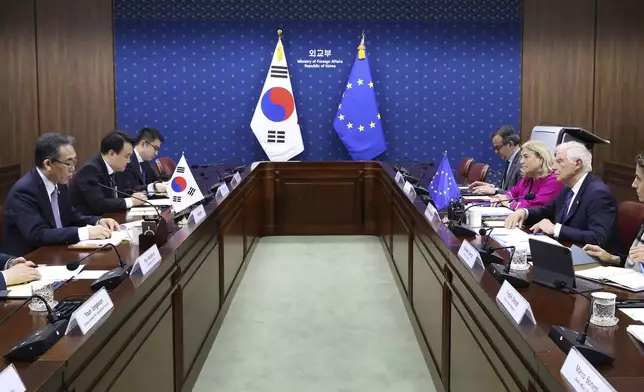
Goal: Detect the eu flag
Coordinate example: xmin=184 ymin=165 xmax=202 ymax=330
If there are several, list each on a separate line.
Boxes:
xmin=429 ymin=155 xmax=460 ymax=211
xmin=333 ymin=37 xmax=386 ymax=160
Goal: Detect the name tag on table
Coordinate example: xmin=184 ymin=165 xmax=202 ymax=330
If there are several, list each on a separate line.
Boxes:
xmin=560 ymin=347 xmax=616 ymax=392
xmin=230 ymin=172 xmax=242 ymax=189
xmin=394 ymin=171 xmax=405 ymax=187
xmin=496 ymin=280 xmax=536 ymax=325
xmin=424 ymin=202 xmax=439 ymax=222
xmin=0 ymin=364 xmax=26 ymax=392
xmin=215 ymin=183 xmax=229 ymax=202
xmin=402 ymin=181 xmax=417 ymax=202
xmin=458 ymin=240 xmax=483 ymax=269
xmin=65 ymin=287 xmax=114 ymax=335
xmin=188 ymin=204 xmax=207 ymax=225
xmin=131 ymin=244 xmax=162 ymax=276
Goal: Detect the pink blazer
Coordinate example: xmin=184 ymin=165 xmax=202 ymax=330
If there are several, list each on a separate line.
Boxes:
xmin=505 ymin=171 xmax=564 ymax=209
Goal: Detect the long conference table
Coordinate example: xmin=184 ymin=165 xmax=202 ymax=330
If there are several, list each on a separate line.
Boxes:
xmin=0 ymin=161 xmax=643 ymax=392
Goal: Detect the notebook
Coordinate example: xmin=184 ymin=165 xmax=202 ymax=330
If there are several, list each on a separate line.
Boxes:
xmin=576 ymin=266 xmax=644 ymax=292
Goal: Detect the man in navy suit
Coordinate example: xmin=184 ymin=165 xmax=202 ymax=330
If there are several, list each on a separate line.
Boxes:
xmin=115 ymin=127 xmax=168 ymax=195
xmin=505 ymin=141 xmax=619 ymax=252
xmin=0 ymin=254 xmax=41 ymax=290
xmin=70 ymin=131 xmax=148 ymax=215
xmin=2 ymin=133 xmax=120 ymax=256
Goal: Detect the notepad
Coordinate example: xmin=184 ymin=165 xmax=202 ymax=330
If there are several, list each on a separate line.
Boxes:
xmin=627 ymin=325 xmax=644 ymax=344
xmin=68 ymin=231 xmax=130 ymax=249
xmin=491 ymin=228 xmax=562 ymax=255
xmin=132 ymin=198 xmax=171 ymax=207
xmin=576 ymin=266 xmax=644 ymax=292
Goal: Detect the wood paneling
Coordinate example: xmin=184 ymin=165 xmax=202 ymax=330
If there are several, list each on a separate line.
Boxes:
xmin=521 ymin=0 xmax=596 ymax=141
xmin=0 ymin=0 xmax=39 ymax=173
xmin=35 ymin=0 xmax=115 ymax=164
xmin=592 ymin=0 xmax=644 ymax=177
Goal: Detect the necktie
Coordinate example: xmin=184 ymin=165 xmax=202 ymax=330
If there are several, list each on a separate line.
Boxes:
xmin=109 ymin=174 xmax=118 ymax=198
xmin=560 ymin=189 xmax=574 ymax=223
xmin=51 ymin=188 xmax=62 ymax=229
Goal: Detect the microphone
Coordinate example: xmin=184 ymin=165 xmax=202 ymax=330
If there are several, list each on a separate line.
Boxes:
xmin=471 ymin=227 xmax=501 ymax=265
xmin=462 ymin=192 xmax=536 ymax=215
xmin=86 ymin=179 xmax=169 ymax=251
xmin=4 ymin=295 xmax=68 ymax=361
xmin=392 ymin=156 xmax=410 ymax=175
xmin=66 ymin=242 xmax=124 ymax=271
xmin=547 ymin=280 xmax=615 ymax=365
xmin=66 ymin=243 xmax=130 ymax=292
xmin=484 ymin=245 xmax=530 ymax=288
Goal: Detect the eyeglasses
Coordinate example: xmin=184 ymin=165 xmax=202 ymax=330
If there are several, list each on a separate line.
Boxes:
xmin=145 ymin=140 xmax=161 ymax=153
xmin=493 ymin=142 xmax=508 ymax=152
xmin=52 ymin=158 xmax=77 ymax=170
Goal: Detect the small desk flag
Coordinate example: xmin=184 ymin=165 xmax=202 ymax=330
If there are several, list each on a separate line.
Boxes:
xmin=332 ymin=35 xmax=386 ymax=160
xmin=429 ymin=155 xmax=460 ymax=211
xmin=167 ymin=154 xmax=205 ymax=214
xmin=250 ymin=30 xmax=304 ymax=161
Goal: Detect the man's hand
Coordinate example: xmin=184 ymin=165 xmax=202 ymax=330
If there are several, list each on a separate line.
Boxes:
xmin=3 ymin=264 xmax=41 ymax=286
xmin=490 ymin=194 xmax=509 ymax=208
xmin=504 ymin=209 xmax=526 ymax=229
xmin=131 ymin=192 xmax=148 ymax=206
xmin=629 ymin=247 xmax=644 ymax=263
xmin=472 ymin=184 xmax=496 ymax=195
xmin=154 ymin=182 xmax=168 ymax=193
xmin=583 ymin=244 xmax=620 ymax=265
xmin=529 ymin=219 xmax=556 ymax=235
xmin=88 ymin=225 xmax=112 ymax=239
xmin=98 ymin=218 xmax=120 ymax=231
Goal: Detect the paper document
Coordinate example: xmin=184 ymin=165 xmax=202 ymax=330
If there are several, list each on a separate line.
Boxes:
xmin=463 ymin=196 xmax=492 ymax=202
xmin=467 ymin=206 xmax=513 ymax=217
xmin=37 ymin=265 xmax=84 ymax=281
xmin=127 ymin=208 xmax=158 ymax=217
xmin=133 ymin=198 xmax=171 ymax=207
xmin=74 ymin=270 xmax=109 ymax=280
xmin=621 ymin=308 xmax=644 ymax=323
xmin=576 ymin=266 xmax=644 ymax=292
xmin=627 ymin=325 xmax=644 ymax=344
xmin=69 ymin=230 xmax=130 ymax=249
xmin=491 ymin=229 xmax=562 ymax=255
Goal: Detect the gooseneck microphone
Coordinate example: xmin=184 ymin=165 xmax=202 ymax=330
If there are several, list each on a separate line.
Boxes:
xmin=86 ymin=179 xmax=162 ymax=218
xmin=66 ymin=242 xmax=125 ymax=271
xmin=484 ymin=245 xmax=530 ymax=288
xmin=4 ymin=295 xmax=68 ymax=361
xmin=547 ymin=280 xmax=614 ymax=365
xmin=66 ymin=241 xmax=131 ymax=292
xmin=462 ymin=192 xmax=536 ymax=215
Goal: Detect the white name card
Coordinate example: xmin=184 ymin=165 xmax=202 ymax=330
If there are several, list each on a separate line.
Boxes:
xmin=230 ymin=172 xmax=242 ymax=189
xmin=394 ymin=171 xmax=404 ymax=186
xmin=131 ymin=244 xmax=162 ymax=276
xmin=424 ymin=202 xmax=438 ymax=222
xmin=560 ymin=347 xmax=616 ymax=392
xmin=215 ymin=183 xmax=229 ymax=202
xmin=496 ymin=280 xmax=536 ymax=325
xmin=0 ymin=364 xmax=26 ymax=392
xmin=65 ymin=287 xmax=114 ymax=335
xmin=457 ymin=240 xmax=483 ymax=269
xmin=188 ymin=204 xmax=207 ymax=225
xmin=403 ymin=181 xmax=417 ymax=202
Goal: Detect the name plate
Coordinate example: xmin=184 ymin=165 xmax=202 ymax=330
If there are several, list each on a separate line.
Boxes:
xmin=424 ymin=202 xmax=438 ymax=222
xmin=560 ymin=347 xmax=616 ymax=392
xmin=215 ymin=183 xmax=229 ymax=202
xmin=457 ymin=240 xmax=483 ymax=269
xmin=0 ymin=364 xmax=26 ymax=392
xmin=131 ymin=244 xmax=162 ymax=276
xmin=65 ymin=287 xmax=114 ymax=335
xmin=188 ymin=204 xmax=207 ymax=225
xmin=403 ymin=181 xmax=417 ymax=202
xmin=230 ymin=172 xmax=242 ymax=189
xmin=394 ymin=171 xmax=405 ymax=186
xmin=496 ymin=280 xmax=536 ymax=325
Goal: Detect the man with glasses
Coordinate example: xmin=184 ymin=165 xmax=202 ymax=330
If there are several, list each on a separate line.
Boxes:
xmin=1 ymin=133 xmax=119 ymax=256
xmin=469 ymin=125 xmax=523 ymax=195
xmin=115 ymin=127 xmax=167 ymax=195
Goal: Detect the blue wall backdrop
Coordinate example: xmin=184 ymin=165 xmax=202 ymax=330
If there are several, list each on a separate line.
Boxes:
xmin=114 ymin=0 xmax=522 ymax=172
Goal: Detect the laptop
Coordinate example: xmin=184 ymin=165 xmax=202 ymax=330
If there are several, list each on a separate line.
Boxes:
xmin=529 ymin=239 xmax=603 ymax=293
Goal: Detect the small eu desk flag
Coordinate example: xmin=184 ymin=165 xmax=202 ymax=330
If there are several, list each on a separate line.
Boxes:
xmin=332 ymin=35 xmax=386 ymax=161
xmin=429 ymin=155 xmax=460 ymax=211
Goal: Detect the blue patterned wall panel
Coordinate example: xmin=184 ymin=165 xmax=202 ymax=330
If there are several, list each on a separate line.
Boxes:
xmin=114 ymin=0 xmax=521 ymax=172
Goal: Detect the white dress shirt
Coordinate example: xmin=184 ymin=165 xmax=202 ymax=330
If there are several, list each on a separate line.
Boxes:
xmin=134 ymin=149 xmax=157 ymax=193
xmin=36 ymin=168 xmax=92 ymax=241
xmin=102 ymin=157 xmax=133 ymax=208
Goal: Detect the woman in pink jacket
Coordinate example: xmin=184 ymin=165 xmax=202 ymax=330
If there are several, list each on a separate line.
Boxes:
xmin=491 ymin=140 xmax=563 ymax=209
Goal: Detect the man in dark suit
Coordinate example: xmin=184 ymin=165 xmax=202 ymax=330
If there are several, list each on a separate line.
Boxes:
xmin=0 ymin=255 xmax=41 ymax=290
xmin=70 ymin=131 xmax=148 ymax=215
xmin=470 ymin=125 xmax=523 ymax=195
xmin=115 ymin=127 xmax=167 ymax=195
xmin=2 ymin=133 xmax=119 ymax=256
xmin=505 ymin=141 xmax=619 ymax=252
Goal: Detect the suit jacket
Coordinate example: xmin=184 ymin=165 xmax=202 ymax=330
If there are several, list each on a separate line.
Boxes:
xmin=0 ymin=253 xmax=13 ymax=290
xmin=1 ymin=169 xmax=100 ymax=256
xmin=70 ymin=154 xmax=127 ymax=215
xmin=500 ymin=150 xmax=523 ymax=192
xmin=525 ymin=173 xmax=619 ymax=253
xmin=115 ymin=155 xmax=158 ymax=194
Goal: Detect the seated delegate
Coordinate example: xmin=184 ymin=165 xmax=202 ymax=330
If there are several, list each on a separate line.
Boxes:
xmin=491 ymin=140 xmax=563 ymax=209
xmin=504 ymin=141 xmax=619 ymax=252
xmin=584 ymin=154 xmax=644 ymax=268
xmin=0 ymin=255 xmax=41 ymax=290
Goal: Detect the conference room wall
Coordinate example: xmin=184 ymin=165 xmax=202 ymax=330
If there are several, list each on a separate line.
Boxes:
xmin=113 ymin=0 xmax=522 ymax=172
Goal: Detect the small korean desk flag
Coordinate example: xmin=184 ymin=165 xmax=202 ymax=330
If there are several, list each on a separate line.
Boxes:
xmin=250 ymin=30 xmax=304 ymax=161
xmin=333 ymin=35 xmax=386 ymax=160
xmin=167 ymin=154 xmax=204 ymax=214
xmin=429 ymin=154 xmax=460 ymax=211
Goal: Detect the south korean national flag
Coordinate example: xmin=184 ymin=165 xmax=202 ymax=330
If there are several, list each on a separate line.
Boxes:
xmin=167 ymin=154 xmax=204 ymax=213
xmin=250 ymin=31 xmax=304 ymax=161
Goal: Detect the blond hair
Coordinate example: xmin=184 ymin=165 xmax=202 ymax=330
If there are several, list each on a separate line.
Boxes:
xmin=521 ymin=140 xmax=555 ymax=178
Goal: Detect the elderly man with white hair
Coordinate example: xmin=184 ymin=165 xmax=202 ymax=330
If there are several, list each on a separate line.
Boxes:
xmin=504 ymin=141 xmax=619 ymax=252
